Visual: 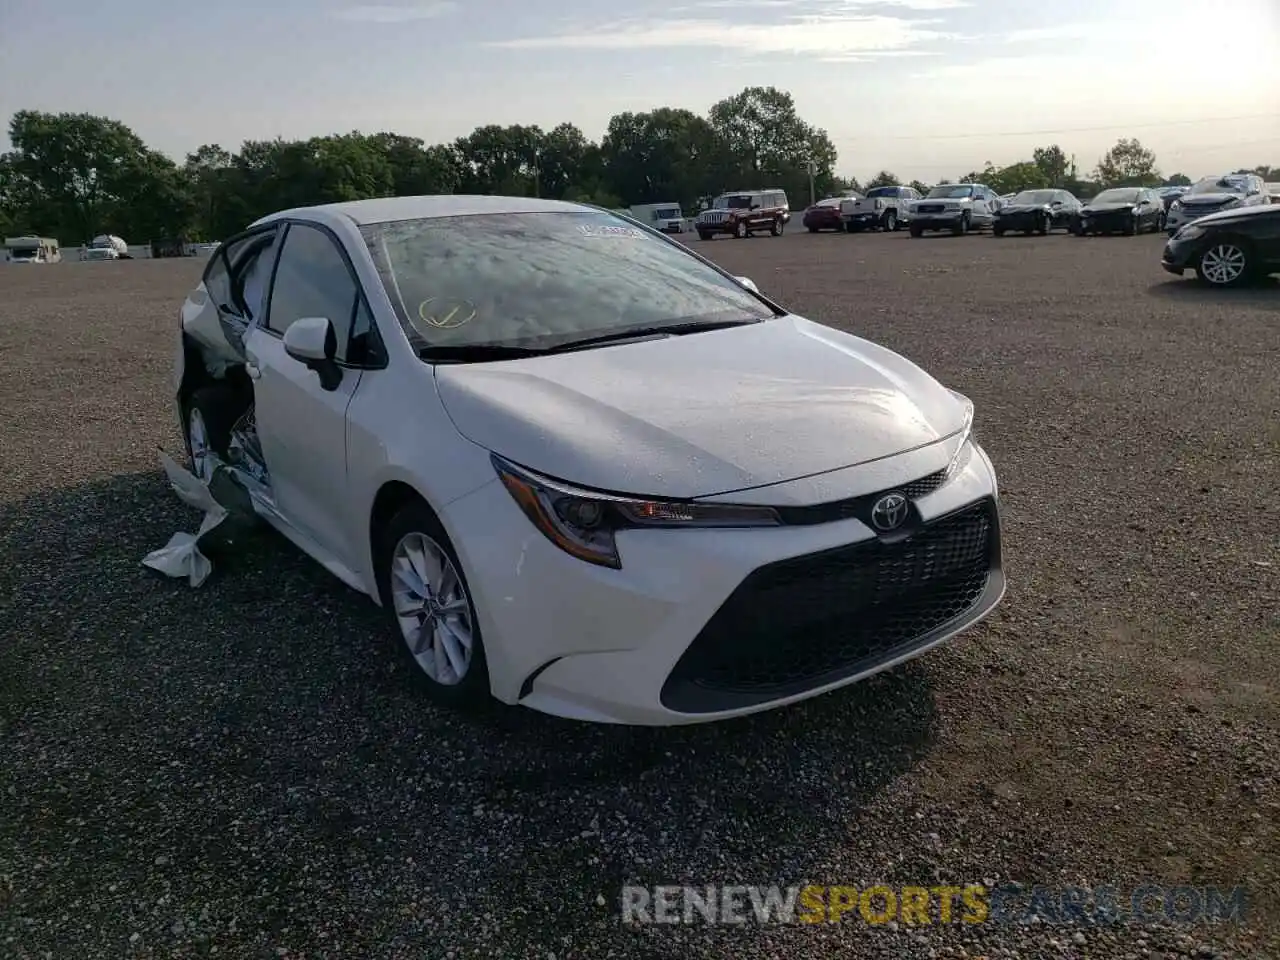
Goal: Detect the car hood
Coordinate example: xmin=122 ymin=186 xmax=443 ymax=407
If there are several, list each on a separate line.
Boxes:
xmin=918 ymin=197 xmax=972 ymax=205
xmin=1083 ymin=202 xmax=1135 ymax=213
xmin=434 ymin=316 xmax=968 ymax=499
xmin=1180 ymin=193 xmax=1242 ymax=206
xmin=997 ymin=204 xmax=1049 ymax=214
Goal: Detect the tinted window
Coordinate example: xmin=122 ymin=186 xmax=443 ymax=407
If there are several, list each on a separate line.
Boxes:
xmin=266 ymin=224 xmax=359 ymax=359
xmin=1092 ymin=188 xmax=1141 ymax=203
xmin=362 ymin=211 xmax=775 ymax=352
xmin=866 ymin=187 xmax=898 ymax=198
xmin=927 ymin=185 xmax=976 ymax=199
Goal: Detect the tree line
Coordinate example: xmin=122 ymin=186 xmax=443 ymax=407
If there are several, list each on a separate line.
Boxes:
xmin=1 ymin=90 xmax=1274 ymax=244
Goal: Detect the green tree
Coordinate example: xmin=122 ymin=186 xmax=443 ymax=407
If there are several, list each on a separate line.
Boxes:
xmin=1163 ymin=172 xmax=1192 ymax=187
xmin=1032 ymin=144 xmax=1070 ymax=186
xmin=2 ymin=110 xmax=164 ymax=241
xmin=454 ymin=124 xmax=542 ymax=196
xmin=908 ymin=179 xmax=930 ymax=195
xmin=1095 ymin=138 xmax=1160 ymax=188
xmin=989 ymin=161 xmax=1050 ymax=195
xmin=863 ymin=170 xmax=900 ymax=189
xmin=707 ymin=86 xmax=832 ymax=204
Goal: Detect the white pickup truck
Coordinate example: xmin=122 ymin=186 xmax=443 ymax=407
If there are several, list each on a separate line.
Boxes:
xmin=840 ymin=185 xmax=923 ymax=233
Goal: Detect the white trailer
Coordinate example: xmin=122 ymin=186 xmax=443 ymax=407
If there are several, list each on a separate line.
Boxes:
xmin=628 ymin=202 xmax=686 ymax=234
xmin=4 ymin=236 xmax=61 ymax=263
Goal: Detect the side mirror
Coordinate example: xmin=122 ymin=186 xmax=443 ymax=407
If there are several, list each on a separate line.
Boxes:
xmin=735 ymin=276 xmax=759 ymax=294
xmin=283 ymin=316 xmax=342 ymax=391
xmin=750 ymin=203 xmax=761 ymax=210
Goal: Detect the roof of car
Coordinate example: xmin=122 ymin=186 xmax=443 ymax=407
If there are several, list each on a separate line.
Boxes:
xmin=258 ymin=194 xmax=589 ymax=226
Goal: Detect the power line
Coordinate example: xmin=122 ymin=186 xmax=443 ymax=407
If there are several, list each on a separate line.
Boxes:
xmin=826 ymin=113 xmax=1278 ymax=145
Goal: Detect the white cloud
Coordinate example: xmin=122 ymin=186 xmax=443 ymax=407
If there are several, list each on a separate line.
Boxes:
xmin=487 ymin=14 xmax=955 ymax=56
xmin=330 ymin=3 xmax=457 ymax=23
xmin=999 ymin=24 xmax=1104 ymax=42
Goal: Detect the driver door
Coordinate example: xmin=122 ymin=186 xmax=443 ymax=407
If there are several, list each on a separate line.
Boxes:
xmin=243 ymin=221 xmax=366 ymax=562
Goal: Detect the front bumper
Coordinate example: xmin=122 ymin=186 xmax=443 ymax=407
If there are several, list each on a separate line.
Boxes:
xmin=994 ymin=212 xmax=1045 ymax=231
xmin=1079 ymin=212 xmax=1134 ymax=233
xmin=695 ymin=218 xmax=741 ymax=235
xmin=911 ymin=210 xmax=965 ymax=229
xmin=1161 ymin=234 xmax=1201 ymax=274
xmin=443 ymin=444 xmax=1004 ymax=725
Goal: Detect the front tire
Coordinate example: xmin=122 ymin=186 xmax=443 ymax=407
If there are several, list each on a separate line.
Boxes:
xmin=770 ymin=217 xmax=784 ymax=237
xmin=883 ymin=210 xmax=898 ymax=232
xmin=378 ymin=501 xmax=490 ymax=709
xmin=734 ymin=219 xmax=748 ymax=239
xmin=697 ymin=230 xmax=712 ymax=241
xmin=1037 ymin=213 xmax=1050 ymax=236
xmin=909 ymin=224 xmax=924 ymax=237
xmin=951 ymin=214 xmax=970 ymax=236
xmin=1195 ymin=241 xmax=1253 ymax=288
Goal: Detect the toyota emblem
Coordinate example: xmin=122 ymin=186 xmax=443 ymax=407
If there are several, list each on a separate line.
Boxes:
xmin=870 ymin=493 xmax=909 ymax=531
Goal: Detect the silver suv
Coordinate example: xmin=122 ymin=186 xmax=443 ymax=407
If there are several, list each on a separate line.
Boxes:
xmin=1166 ymin=173 xmax=1268 ymax=236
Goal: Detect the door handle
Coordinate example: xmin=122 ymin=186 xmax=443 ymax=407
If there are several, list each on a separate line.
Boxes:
xmin=245 ymin=361 xmax=261 ymax=379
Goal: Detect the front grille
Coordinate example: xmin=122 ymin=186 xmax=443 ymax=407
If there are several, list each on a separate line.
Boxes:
xmin=661 ymin=499 xmax=999 ymax=712
xmin=699 ymin=211 xmax=729 ymax=224
xmin=917 ymin=204 xmax=947 ymax=214
xmin=774 ymin=468 xmax=949 ymax=526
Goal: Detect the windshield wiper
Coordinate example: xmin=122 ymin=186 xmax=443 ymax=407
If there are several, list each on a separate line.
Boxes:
xmin=417 ymin=344 xmax=547 ymax=362
xmin=542 ymin=318 xmax=763 ymax=354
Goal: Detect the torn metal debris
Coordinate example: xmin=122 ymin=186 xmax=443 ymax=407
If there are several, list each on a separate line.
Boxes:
xmin=142 ymin=449 xmax=259 ymax=587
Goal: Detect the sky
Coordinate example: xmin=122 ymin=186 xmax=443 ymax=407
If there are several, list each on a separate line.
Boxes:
xmin=1 ymin=0 xmax=1278 ymax=184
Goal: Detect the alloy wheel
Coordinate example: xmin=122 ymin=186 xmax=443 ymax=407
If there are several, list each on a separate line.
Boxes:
xmin=390 ymin=532 xmax=475 ymax=685
xmin=1199 ymin=244 xmax=1248 ymax=286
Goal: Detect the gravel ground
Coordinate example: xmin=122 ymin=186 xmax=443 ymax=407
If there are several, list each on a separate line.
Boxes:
xmin=1 ymin=232 xmax=1277 ymax=960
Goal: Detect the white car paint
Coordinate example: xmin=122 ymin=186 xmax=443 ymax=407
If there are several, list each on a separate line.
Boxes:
xmin=175 ymin=195 xmax=1003 ymax=726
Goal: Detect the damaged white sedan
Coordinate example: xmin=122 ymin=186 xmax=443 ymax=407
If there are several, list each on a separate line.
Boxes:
xmin=174 ymin=195 xmax=1004 ymax=726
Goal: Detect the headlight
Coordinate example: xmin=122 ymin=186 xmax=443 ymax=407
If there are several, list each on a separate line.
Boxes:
xmin=1170 ymin=199 xmax=1183 ymax=211
xmin=492 ymin=455 xmax=780 ymax=568
xmin=1175 ymin=223 xmax=1206 ymax=241
xmin=943 ymin=390 xmax=976 ymax=480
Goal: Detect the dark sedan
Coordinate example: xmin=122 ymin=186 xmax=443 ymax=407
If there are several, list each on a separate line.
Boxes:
xmin=1162 ymin=203 xmax=1280 ymax=288
xmin=993 ymin=189 xmax=1081 ymax=236
xmin=1078 ymin=187 xmax=1165 ymax=236
xmin=803 ymin=196 xmax=858 ymax=232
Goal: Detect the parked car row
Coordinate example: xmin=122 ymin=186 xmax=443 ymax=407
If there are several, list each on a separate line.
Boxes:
xmin=788 ymin=172 xmax=1272 ymax=243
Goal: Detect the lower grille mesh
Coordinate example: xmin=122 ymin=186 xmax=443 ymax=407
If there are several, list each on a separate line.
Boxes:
xmin=661 ymin=499 xmax=997 ymax=711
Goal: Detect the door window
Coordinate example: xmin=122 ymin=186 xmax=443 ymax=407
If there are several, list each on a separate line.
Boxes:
xmin=266 ymin=223 xmax=361 ymax=361
xmin=205 ymin=229 xmax=277 ymax=320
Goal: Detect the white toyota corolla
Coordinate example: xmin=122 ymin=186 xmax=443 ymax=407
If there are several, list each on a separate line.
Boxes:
xmin=175 ymin=195 xmax=1004 ymax=725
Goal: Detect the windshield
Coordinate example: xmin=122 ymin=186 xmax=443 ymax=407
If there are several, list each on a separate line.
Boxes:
xmin=926 ymin=185 xmax=975 ymax=199
xmin=1091 ymin=188 xmax=1140 ymax=204
xmin=713 ymin=195 xmax=753 ymax=210
xmin=10 ymin=247 xmax=38 ymax=258
xmin=652 ymin=207 xmax=681 ymax=219
xmin=362 ymin=211 xmax=776 ymax=354
xmin=866 ymin=187 xmax=898 ymax=198
xmin=1012 ymin=190 xmax=1058 ymax=205
xmin=1188 ymin=176 xmax=1247 ymax=196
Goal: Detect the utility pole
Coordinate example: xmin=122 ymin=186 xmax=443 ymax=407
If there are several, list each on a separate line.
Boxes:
xmin=533 ymin=148 xmax=541 ymax=198
xmin=808 ymin=156 xmax=816 ymax=206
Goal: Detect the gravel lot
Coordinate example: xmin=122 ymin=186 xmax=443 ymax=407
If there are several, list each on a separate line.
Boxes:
xmin=1 ymin=230 xmax=1277 ymax=959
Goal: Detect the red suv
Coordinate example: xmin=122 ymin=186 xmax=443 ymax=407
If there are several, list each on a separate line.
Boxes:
xmin=695 ymin=190 xmax=791 ymax=240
